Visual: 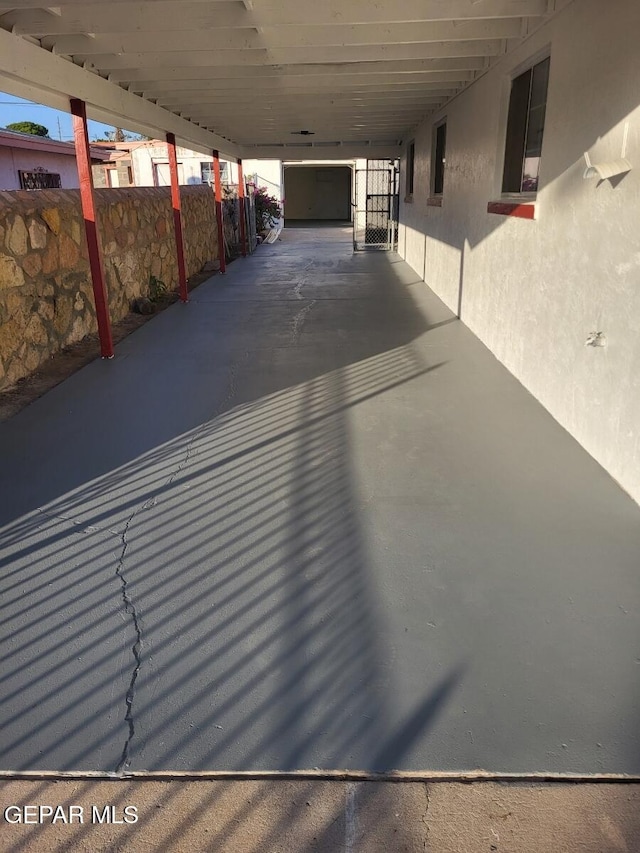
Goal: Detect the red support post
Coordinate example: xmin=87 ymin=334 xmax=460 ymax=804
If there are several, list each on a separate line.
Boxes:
xmin=70 ymin=98 xmax=114 ymax=359
xmin=212 ymin=149 xmax=226 ymax=274
xmin=237 ymin=158 xmax=248 ymax=257
xmin=166 ymin=132 xmax=189 ymax=302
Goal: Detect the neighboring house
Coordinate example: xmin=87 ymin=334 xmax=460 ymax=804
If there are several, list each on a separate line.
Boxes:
xmin=0 ymin=127 xmax=109 ymax=190
xmin=91 ymin=139 xmax=234 ymax=188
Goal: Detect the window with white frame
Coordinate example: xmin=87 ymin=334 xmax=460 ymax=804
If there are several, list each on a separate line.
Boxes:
xmin=200 ymin=161 xmax=229 ymax=185
xmin=502 ymin=56 xmax=551 ymax=194
xmin=432 ymin=120 xmax=447 ymax=196
xmin=200 ymin=162 xmax=214 ymax=185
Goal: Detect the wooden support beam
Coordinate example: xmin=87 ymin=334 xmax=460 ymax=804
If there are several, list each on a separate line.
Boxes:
xmin=70 ymin=41 xmax=503 ymax=70
xmin=242 ymin=144 xmax=401 ymax=159
xmin=159 ymin=93 xmax=447 ymax=109
xmin=70 ymin=97 xmax=114 ymax=359
xmin=147 ymin=81 xmax=460 ymax=97
xmin=41 ymin=19 xmax=524 ymax=55
xmin=237 ymin=159 xmax=248 ymax=259
xmin=166 ymin=132 xmax=189 ymax=302
xmin=102 ymin=63 xmax=482 ymax=84
xmin=213 ymin=149 xmax=226 ymax=274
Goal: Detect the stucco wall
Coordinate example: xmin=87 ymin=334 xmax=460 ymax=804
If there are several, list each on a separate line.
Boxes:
xmin=397 ymin=0 xmax=640 ymax=505
xmin=130 ymin=144 xmax=213 ymax=187
xmin=0 ymin=148 xmax=80 ymax=191
xmin=0 ymin=184 xmax=218 ymax=390
xmin=243 ymin=159 xmax=283 ymax=200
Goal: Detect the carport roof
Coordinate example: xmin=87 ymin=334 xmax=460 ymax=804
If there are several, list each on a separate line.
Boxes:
xmin=0 ymin=1 xmax=563 ymax=160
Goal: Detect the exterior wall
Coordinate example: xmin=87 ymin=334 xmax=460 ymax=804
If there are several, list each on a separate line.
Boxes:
xmin=227 ymin=161 xmax=239 ymax=185
xmin=397 ymin=0 xmax=640 ymax=504
xmin=0 ymin=185 xmax=218 ymax=390
xmin=284 ymin=165 xmax=352 ymax=219
xmin=0 ymin=148 xmax=80 ymax=190
xmin=129 ymin=144 xmax=212 ymax=187
xmin=92 ymin=143 xmax=235 ymax=189
xmin=243 ymin=159 xmax=283 ymax=200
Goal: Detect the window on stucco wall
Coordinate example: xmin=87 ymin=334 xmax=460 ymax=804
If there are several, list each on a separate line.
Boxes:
xmin=18 ymin=170 xmax=61 ymax=190
xmin=502 ymin=55 xmax=551 ymax=194
xmin=405 ymin=140 xmax=415 ymax=200
xmin=432 ymin=120 xmax=447 ymax=196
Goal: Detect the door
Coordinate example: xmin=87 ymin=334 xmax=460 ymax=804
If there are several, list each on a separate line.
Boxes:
xmin=353 ymin=160 xmax=399 ymax=250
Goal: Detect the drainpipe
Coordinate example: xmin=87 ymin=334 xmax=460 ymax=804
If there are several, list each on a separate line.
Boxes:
xmin=212 ymin=150 xmax=226 ymax=273
xmin=237 ymin=158 xmax=248 ymax=257
xmin=166 ymin=132 xmax=188 ymax=302
xmin=70 ymin=98 xmax=114 ymax=358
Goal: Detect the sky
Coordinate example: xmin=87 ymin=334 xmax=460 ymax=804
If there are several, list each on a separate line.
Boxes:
xmin=0 ymin=92 xmax=131 ymax=142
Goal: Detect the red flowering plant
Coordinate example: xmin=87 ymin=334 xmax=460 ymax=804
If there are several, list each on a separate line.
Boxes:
xmin=252 ymin=185 xmax=281 ymax=233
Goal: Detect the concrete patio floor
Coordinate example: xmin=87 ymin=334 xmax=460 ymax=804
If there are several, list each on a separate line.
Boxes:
xmin=1 ymin=226 xmax=639 ymax=775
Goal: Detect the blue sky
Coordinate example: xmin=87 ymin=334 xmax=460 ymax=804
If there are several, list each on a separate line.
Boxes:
xmin=0 ymin=92 xmax=128 ymax=141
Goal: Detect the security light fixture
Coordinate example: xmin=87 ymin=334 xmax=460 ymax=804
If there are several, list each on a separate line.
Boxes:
xmin=583 ymin=122 xmax=632 ymax=181
xmin=583 ymin=155 xmax=631 ymax=181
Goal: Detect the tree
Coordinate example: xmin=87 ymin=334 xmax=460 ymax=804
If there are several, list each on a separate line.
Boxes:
xmin=6 ymin=121 xmax=49 ymax=137
xmin=91 ymin=128 xmax=149 ymax=143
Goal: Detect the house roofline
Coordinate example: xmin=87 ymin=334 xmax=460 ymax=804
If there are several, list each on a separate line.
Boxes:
xmin=0 ymin=128 xmax=110 ymax=160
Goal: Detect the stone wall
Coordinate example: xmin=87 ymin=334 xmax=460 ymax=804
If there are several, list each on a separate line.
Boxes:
xmin=180 ymin=185 xmax=219 ymax=278
xmin=0 ymin=185 xmax=218 ymax=391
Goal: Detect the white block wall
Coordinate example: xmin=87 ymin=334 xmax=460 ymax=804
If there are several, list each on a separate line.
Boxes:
xmin=398 ymin=0 xmax=640 ymax=505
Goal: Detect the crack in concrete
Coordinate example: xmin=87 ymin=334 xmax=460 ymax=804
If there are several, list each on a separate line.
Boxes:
xmin=291 ymin=301 xmax=316 ymax=345
xmin=114 ymin=511 xmax=143 ymax=774
xmin=291 ymin=269 xmax=313 ymax=300
xmin=112 ymin=429 xmax=203 ymax=773
xmin=113 ymin=349 xmax=250 ymax=773
xmin=111 ymin=430 xmax=202 ymax=773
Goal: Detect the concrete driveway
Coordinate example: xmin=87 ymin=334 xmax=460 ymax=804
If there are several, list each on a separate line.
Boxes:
xmin=1 ymin=226 xmax=639 ymax=774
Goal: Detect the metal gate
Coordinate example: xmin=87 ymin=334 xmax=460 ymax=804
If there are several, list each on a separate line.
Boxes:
xmin=353 ymin=160 xmax=399 ymax=251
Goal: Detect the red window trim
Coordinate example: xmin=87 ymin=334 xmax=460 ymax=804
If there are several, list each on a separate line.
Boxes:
xmin=487 ymin=201 xmax=536 ymax=219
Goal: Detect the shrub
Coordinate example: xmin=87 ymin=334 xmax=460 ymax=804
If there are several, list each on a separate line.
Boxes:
xmin=253 ymin=186 xmax=281 ymax=232
xmin=148 ymin=275 xmax=167 ymax=302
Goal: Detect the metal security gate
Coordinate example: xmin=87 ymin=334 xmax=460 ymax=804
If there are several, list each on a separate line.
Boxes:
xmin=353 ymin=159 xmax=399 ymax=251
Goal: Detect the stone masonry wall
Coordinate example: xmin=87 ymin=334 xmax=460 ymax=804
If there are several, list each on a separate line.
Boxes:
xmin=180 ymin=185 xmax=219 ymax=276
xmin=0 ymin=185 xmax=218 ymax=391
